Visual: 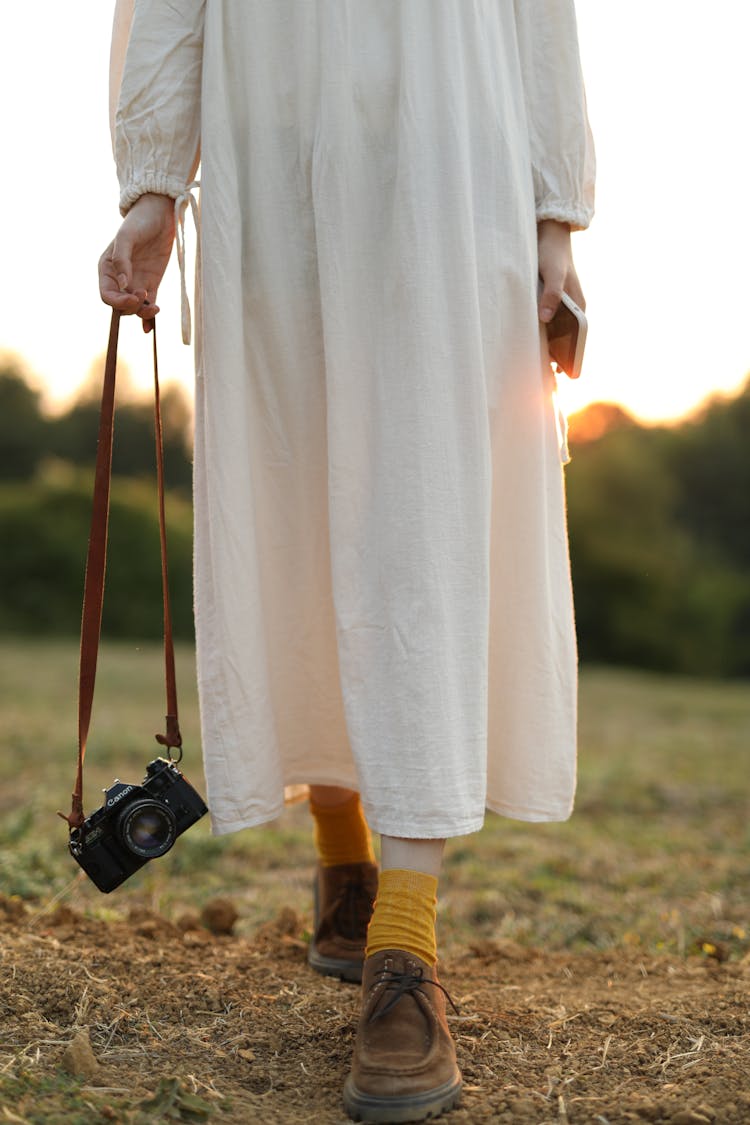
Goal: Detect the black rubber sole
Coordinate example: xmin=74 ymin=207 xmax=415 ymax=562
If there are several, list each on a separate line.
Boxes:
xmin=343 ymin=1075 xmax=462 ymax=1123
xmin=308 ymin=944 xmax=364 ymax=983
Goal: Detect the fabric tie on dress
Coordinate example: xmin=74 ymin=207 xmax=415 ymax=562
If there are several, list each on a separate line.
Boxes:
xmin=545 ymin=364 xmax=572 ymax=465
xmin=174 ymin=181 xmax=201 ymax=345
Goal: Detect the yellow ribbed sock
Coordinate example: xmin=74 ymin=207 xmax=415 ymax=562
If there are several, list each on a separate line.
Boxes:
xmin=365 ymin=868 xmax=438 ymax=966
xmin=309 ymin=792 xmax=376 ymax=867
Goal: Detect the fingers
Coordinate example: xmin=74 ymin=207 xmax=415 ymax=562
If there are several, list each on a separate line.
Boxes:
xmin=101 ymin=235 xmax=132 ymax=286
xmin=537 ymin=219 xmax=578 ymax=323
xmin=101 ymin=286 xmax=159 ymax=319
xmin=138 ymin=301 xmax=158 ymax=332
xmin=564 ymin=268 xmax=586 ymax=313
xmin=99 ymin=239 xmax=135 ymax=310
xmin=538 ymin=270 xmax=566 ymax=324
xmin=539 ymin=271 xmax=587 ymax=324
xmin=98 ymin=237 xmax=160 ymax=319
xmin=99 ymin=283 xmax=148 ymax=314
xmin=99 ymin=285 xmax=146 ymax=314
xmin=99 ymin=198 xmax=175 ymax=322
xmin=99 ymin=266 xmax=157 ymax=317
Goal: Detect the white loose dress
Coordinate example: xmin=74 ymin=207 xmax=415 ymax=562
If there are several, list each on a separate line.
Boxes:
xmin=111 ymin=0 xmax=595 ymax=839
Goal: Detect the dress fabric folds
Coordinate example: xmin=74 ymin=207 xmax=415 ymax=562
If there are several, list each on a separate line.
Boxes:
xmin=111 ymin=0 xmax=595 ymax=838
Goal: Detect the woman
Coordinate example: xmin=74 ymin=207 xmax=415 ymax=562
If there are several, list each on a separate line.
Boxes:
xmin=100 ymin=2 xmax=594 ymax=1119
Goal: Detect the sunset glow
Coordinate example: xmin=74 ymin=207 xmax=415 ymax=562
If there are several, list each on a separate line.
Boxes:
xmin=1 ymin=2 xmax=748 ymax=426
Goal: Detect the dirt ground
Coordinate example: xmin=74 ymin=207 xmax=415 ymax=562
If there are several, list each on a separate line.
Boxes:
xmin=1 ymin=895 xmax=749 ymax=1125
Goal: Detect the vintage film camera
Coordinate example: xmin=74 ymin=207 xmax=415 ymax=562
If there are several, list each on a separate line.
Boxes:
xmin=69 ymin=757 xmax=208 ymax=893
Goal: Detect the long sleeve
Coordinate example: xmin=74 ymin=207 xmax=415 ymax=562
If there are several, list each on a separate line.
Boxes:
xmin=109 ymin=0 xmax=205 ymax=216
xmin=513 ymin=0 xmax=595 ymax=231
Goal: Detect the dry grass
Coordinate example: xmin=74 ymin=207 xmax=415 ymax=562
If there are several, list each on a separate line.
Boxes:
xmin=2 ymin=898 xmax=749 ymax=1123
xmin=1 ymin=640 xmax=750 ymax=961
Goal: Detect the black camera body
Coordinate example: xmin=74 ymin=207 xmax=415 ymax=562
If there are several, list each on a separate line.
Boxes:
xmin=69 ymin=757 xmax=208 ymax=893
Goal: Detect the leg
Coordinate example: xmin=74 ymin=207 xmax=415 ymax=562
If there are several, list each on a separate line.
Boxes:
xmin=308 ymin=786 xmax=376 ymax=865
xmin=307 ymin=786 xmax=378 ymax=983
xmin=308 ymin=784 xmax=357 ymax=807
xmin=380 ymin=836 xmax=445 ymax=879
xmin=344 ymin=834 xmax=462 ymax=1122
xmin=365 ymin=835 xmax=444 ymax=968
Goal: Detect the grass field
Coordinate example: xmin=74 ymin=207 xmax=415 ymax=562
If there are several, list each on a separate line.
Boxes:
xmin=1 ymin=637 xmax=749 ymax=958
xmin=3 ymin=638 xmax=750 ymax=1125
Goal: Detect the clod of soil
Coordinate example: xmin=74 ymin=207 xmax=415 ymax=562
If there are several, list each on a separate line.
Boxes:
xmin=175 ymin=909 xmax=203 ymax=932
xmin=200 ymin=896 xmax=239 ymax=935
xmin=60 ymin=1028 xmax=101 ymax=1081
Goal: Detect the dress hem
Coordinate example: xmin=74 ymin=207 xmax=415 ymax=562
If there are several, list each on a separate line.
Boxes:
xmin=486 ymin=797 xmax=575 ymax=824
xmin=209 ymin=806 xmax=287 ymax=837
xmin=206 ymin=791 xmax=575 ymax=838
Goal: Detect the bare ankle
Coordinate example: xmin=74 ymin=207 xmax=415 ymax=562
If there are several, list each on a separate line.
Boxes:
xmin=380 ymin=835 xmax=446 ymax=878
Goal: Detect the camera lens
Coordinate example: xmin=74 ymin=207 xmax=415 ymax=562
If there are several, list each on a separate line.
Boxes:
xmin=119 ymin=799 xmax=177 ymax=859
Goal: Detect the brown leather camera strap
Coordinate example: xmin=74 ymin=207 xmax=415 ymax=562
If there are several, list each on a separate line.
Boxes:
xmin=59 ymin=311 xmax=182 ymax=831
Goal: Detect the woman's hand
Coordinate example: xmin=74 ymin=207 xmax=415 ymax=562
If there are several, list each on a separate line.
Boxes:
xmin=99 ymin=193 xmax=176 ymax=332
xmin=537 ymin=219 xmax=585 ymax=322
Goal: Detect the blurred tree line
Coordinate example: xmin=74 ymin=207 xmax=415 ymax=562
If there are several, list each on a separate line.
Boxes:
xmin=1 ymin=355 xmax=749 ymax=674
xmin=0 ymin=356 xmax=192 ymax=490
xmin=0 ymin=357 xmax=194 ymax=640
xmin=565 ymin=390 xmax=750 ymax=675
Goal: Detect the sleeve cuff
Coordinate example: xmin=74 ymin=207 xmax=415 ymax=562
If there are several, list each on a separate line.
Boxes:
xmin=536 ymin=202 xmax=594 ymax=233
xmin=119 ymin=173 xmax=191 ymax=216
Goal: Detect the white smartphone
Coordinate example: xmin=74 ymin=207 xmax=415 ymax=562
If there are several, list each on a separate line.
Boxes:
xmin=542 ymin=288 xmax=588 ymax=381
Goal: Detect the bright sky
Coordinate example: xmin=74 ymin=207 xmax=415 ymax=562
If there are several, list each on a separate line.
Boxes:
xmin=1 ymin=2 xmax=748 ymax=424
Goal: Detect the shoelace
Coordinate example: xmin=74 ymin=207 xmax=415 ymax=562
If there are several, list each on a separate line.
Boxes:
xmin=369 ymin=967 xmax=460 ymax=1023
xmin=332 ymin=878 xmax=375 ymax=942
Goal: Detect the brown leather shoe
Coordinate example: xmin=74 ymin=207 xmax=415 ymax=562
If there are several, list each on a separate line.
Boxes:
xmin=343 ymin=949 xmax=462 ymax=1123
xmin=308 ymin=862 xmax=378 ymax=983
